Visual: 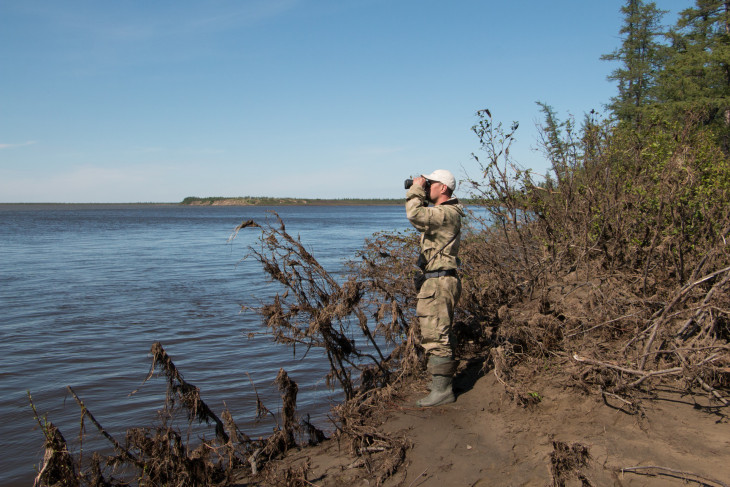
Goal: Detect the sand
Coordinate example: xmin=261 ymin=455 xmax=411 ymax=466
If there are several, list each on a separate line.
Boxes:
xmin=252 ymin=361 xmax=730 ymax=487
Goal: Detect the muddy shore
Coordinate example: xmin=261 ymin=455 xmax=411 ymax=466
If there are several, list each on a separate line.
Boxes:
xmin=246 ymin=362 xmax=730 ymax=486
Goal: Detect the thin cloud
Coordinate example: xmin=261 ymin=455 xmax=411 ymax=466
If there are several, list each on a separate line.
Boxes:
xmin=130 ymin=146 xmax=165 ymax=154
xmin=184 ymin=0 xmax=300 ymax=35
xmin=353 ymin=146 xmax=405 ymax=157
xmin=0 ymin=163 xmax=173 ymax=202
xmin=22 ymin=0 xmax=300 ymax=42
xmin=0 ymin=141 xmax=37 ymax=150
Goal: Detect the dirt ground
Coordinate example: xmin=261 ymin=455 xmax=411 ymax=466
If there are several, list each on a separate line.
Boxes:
xmin=247 ymin=360 xmax=730 ymax=487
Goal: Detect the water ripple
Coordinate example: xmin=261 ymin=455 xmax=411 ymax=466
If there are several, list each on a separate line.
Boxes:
xmin=0 ymin=204 xmax=408 ymax=486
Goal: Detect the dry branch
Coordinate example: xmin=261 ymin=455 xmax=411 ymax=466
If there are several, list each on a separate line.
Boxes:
xmin=621 ymin=465 xmax=729 ymax=487
xmin=144 ymin=341 xmax=229 ymax=443
xmin=640 ymin=265 xmax=730 ymax=370
xmin=573 ymin=353 xmax=683 ymax=391
xmin=66 ymin=386 xmax=142 ymax=467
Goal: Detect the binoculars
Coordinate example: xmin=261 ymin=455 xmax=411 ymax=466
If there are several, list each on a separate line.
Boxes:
xmin=404 ymin=179 xmax=431 ymax=191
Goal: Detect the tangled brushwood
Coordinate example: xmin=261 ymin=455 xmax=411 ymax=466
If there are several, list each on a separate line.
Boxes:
xmin=461 ymin=107 xmax=730 ymax=412
xmin=233 ymin=213 xmax=416 ymax=484
xmin=30 ymin=340 xmax=322 ymax=487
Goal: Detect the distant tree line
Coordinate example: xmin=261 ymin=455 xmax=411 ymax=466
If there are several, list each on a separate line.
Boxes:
xmin=180 ymin=196 xmax=404 ymax=206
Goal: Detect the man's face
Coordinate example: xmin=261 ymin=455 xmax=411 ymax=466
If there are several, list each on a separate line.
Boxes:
xmin=428 ymin=181 xmax=443 ymax=202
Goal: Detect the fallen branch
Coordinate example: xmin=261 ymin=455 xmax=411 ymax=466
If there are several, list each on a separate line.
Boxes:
xmin=564 ymin=312 xmax=639 ymax=338
xmin=621 ymin=465 xmax=728 ymax=487
xmin=676 ymin=271 xmax=730 ymax=338
xmin=695 ymin=376 xmax=730 ymax=406
xmin=573 ymin=354 xmax=683 ymax=390
xmin=639 ymin=265 xmax=730 ymax=370
xmin=66 ymin=386 xmax=142 ymax=467
xmin=600 ymin=389 xmax=641 ymax=414
xmin=143 ymin=341 xmax=229 ymax=443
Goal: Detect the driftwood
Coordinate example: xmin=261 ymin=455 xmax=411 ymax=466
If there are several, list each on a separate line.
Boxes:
xmin=143 ymin=341 xmax=229 ymax=443
xmin=67 ymin=386 xmax=142 ymax=466
xmin=621 ymin=465 xmax=729 ymax=487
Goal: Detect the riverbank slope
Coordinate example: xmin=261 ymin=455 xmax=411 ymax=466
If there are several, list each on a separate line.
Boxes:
xmin=251 ymin=363 xmax=730 ymax=486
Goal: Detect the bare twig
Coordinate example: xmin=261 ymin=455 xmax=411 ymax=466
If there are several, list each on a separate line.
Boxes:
xmin=409 ymin=467 xmax=429 ymax=487
xmin=676 ymin=270 xmax=730 ymax=337
xmin=621 ymin=465 xmax=728 ymax=487
xmin=639 ymin=265 xmax=730 ymax=370
xmin=695 ymin=376 xmax=730 ymax=406
xmin=564 ymin=312 xmax=639 ymax=338
xmin=66 ymin=386 xmax=142 ymax=467
xmin=573 ymin=354 xmax=683 ymax=391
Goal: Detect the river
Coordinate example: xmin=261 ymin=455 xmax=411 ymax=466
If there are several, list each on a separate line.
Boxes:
xmin=0 ymin=204 xmax=410 ymax=486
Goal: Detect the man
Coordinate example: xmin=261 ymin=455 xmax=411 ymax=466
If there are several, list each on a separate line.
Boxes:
xmin=406 ymin=169 xmax=465 ymax=407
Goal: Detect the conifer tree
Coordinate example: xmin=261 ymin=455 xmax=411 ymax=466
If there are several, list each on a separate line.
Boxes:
xmin=601 ymin=0 xmax=667 ymax=124
xmin=657 ymin=1 xmax=730 ymax=129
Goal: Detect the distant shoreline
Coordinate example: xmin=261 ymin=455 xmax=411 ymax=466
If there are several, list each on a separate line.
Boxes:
xmin=0 ymin=198 xmax=405 ymax=208
xmin=180 ymin=197 xmax=404 ymax=206
xmin=0 ymin=197 xmax=488 ymax=209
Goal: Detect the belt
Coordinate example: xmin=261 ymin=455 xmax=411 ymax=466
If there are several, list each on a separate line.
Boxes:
xmin=423 ymin=269 xmax=458 ymax=279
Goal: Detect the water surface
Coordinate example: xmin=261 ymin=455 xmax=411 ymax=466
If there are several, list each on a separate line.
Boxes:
xmin=0 ymin=204 xmax=409 ymax=486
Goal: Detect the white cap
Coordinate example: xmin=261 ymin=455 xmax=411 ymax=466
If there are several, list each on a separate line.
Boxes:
xmin=423 ymin=169 xmax=456 ymax=191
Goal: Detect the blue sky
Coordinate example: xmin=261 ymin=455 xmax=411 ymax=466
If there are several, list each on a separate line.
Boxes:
xmin=0 ymin=0 xmax=691 ymax=202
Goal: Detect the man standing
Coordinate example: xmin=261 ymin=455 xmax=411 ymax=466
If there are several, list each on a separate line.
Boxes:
xmin=406 ymin=169 xmax=465 ymax=407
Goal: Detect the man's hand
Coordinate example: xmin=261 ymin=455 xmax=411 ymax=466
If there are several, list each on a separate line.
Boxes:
xmin=413 ymin=176 xmax=427 ymax=188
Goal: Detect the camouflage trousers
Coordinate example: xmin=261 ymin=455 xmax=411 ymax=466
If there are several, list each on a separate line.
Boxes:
xmin=416 ymin=275 xmax=461 ymax=358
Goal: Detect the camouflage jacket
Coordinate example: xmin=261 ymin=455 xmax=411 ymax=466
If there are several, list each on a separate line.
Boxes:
xmin=405 ymin=185 xmax=465 ymax=272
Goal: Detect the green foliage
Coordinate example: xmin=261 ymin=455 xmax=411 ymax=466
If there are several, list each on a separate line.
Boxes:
xmin=654 ymin=1 xmax=730 ymax=136
xmin=466 ymin=103 xmax=729 ymax=295
xmin=603 ymin=0 xmax=730 ymax=147
xmin=601 ymin=0 xmax=667 ymax=124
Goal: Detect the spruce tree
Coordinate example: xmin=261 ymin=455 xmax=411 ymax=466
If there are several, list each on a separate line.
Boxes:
xmin=657 ymin=1 xmax=730 ymax=130
xmin=601 ymin=0 xmax=667 ymax=124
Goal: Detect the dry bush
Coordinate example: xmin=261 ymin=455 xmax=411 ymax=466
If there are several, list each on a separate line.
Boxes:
xmin=233 ymin=213 xmax=419 ymax=484
xmin=237 ymin=213 xmax=395 ymax=400
xmin=348 ymin=229 xmax=426 ymax=374
xmin=464 ymin=108 xmax=730 ymax=409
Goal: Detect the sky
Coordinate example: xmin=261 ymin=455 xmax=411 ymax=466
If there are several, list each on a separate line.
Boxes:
xmin=0 ymin=0 xmax=693 ymax=203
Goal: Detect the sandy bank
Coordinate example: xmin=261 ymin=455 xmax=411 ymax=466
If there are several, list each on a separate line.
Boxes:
xmin=244 ymin=362 xmax=730 ymax=486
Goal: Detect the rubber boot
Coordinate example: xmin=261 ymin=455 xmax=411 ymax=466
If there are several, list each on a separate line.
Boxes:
xmin=416 ymin=356 xmax=456 ymax=407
